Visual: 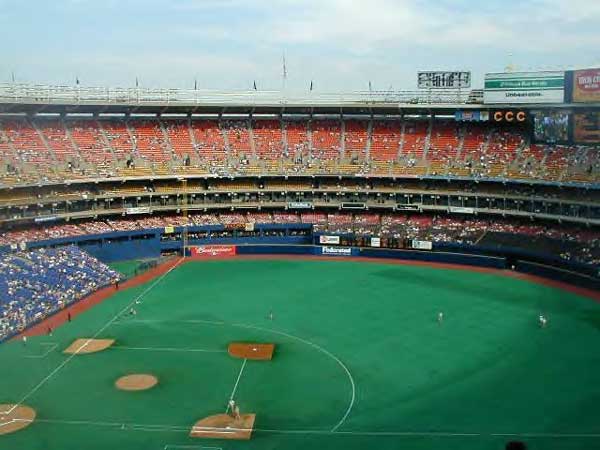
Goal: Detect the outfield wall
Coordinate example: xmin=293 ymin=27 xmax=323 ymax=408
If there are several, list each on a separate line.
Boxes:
xmin=1 ymin=225 xmax=598 ymax=290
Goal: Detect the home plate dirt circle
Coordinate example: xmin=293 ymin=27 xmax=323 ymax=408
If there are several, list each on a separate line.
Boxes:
xmin=0 ymin=404 xmax=36 ymax=435
xmin=115 ymin=374 xmax=158 ymax=391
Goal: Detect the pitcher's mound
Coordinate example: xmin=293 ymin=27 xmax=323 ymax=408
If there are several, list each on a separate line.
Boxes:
xmin=0 ymin=404 xmax=36 ymax=436
xmin=63 ymin=338 xmax=115 ymax=354
xmin=228 ymin=342 xmax=275 ymax=360
xmin=115 ymin=374 xmax=158 ymax=391
xmin=190 ymin=413 xmax=256 ymax=440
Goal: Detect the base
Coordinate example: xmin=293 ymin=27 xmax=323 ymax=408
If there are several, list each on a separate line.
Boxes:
xmin=63 ymin=338 xmax=115 ymax=354
xmin=0 ymin=404 xmax=36 ymax=436
xmin=189 ymin=413 xmax=256 ymax=440
xmin=228 ymin=342 xmax=275 ymax=360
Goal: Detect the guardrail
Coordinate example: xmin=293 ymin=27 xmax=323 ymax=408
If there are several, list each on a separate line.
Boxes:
xmin=0 ymin=83 xmax=471 ymax=106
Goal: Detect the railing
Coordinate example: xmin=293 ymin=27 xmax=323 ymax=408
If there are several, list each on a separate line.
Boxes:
xmin=0 ymin=83 xmax=472 ymax=106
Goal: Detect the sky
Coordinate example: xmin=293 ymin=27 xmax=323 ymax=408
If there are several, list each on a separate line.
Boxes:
xmin=1 ymin=0 xmax=599 ymax=92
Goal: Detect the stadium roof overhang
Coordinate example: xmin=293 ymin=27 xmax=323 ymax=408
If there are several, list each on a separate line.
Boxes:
xmin=0 ymin=101 xmax=487 ymax=116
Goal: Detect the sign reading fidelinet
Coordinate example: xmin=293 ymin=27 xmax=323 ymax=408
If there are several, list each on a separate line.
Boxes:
xmin=484 ymin=71 xmax=565 ymax=104
xmin=321 ymin=246 xmax=353 ymax=256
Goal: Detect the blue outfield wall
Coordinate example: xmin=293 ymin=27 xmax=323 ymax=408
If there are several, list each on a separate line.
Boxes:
xmin=1 ymin=224 xmax=598 ymax=290
xmin=23 ymin=230 xmax=163 ymax=263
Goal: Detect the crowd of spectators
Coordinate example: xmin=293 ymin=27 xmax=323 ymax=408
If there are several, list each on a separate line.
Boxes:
xmin=0 ymin=246 xmax=119 ymax=340
xmin=0 ymin=212 xmax=598 ymax=266
xmin=1 ymin=119 xmax=598 ymax=186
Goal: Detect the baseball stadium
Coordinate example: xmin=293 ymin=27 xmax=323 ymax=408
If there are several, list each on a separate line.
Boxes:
xmin=1 ymin=7 xmax=600 ymax=450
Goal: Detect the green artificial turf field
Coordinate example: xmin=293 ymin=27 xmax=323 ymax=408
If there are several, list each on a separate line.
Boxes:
xmin=109 ymin=259 xmax=154 ymax=280
xmin=1 ymin=258 xmax=600 ymax=450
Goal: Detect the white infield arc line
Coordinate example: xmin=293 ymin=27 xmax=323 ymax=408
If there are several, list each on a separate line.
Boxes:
xmin=3 ymin=257 xmax=185 ymax=416
xmin=112 ymin=318 xmax=356 ymax=433
xmin=230 ymin=322 xmax=355 ymax=432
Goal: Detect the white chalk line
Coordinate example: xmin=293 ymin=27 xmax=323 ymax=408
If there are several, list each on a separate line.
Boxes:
xmin=225 ymin=358 xmax=247 ymax=413
xmin=114 ymin=318 xmax=356 ymax=433
xmin=164 ymin=446 xmax=222 ymax=450
xmin=230 ymin=322 xmax=355 ymax=432
xmin=4 ymin=257 xmax=185 ymax=415
xmin=112 ymin=346 xmax=226 ymax=354
xmin=16 ymin=418 xmax=600 ymax=439
xmin=24 ymin=342 xmax=58 ymax=359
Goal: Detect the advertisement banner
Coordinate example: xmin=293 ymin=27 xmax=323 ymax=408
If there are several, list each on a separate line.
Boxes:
xmin=34 ymin=216 xmax=57 ymax=223
xmin=320 ymin=246 xmax=353 ymax=256
xmin=484 ymin=71 xmax=565 ymax=104
xmin=191 ymin=245 xmax=237 ymax=258
xmin=319 ymin=235 xmax=340 ymax=245
xmin=126 ymin=206 xmax=151 ymax=215
xmin=455 ymin=110 xmax=490 ymax=122
xmin=449 ymin=206 xmax=475 ymax=214
xmin=411 ymin=240 xmax=433 ymax=250
xmin=573 ymin=112 xmax=600 ymax=144
xmin=571 ymin=68 xmax=600 ymax=103
xmin=287 ymin=202 xmax=313 ymax=209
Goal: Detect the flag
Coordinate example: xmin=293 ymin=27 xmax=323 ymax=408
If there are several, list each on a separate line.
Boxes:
xmin=11 ymin=71 xmax=15 ymax=83
xmin=282 ymin=54 xmax=287 ymax=80
xmin=135 ymin=77 xmax=139 ymax=88
xmin=253 ymin=80 xmax=257 ymax=90
xmin=310 ymin=80 xmax=313 ymax=91
xmin=368 ymin=81 xmax=372 ymax=92
xmin=194 ymin=79 xmax=197 ymax=90
xmin=76 ymin=77 xmax=80 ymax=86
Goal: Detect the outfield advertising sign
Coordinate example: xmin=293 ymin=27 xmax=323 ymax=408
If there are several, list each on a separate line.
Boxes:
xmin=319 ymin=235 xmax=340 ymax=245
xmin=320 ymin=246 xmax=354 ymax=256
xmin=191 ymin=245 xmax=237 ymax=258
xmin=484 ymin=71 xmax=565 ymax=104
xmin=411 ymin=240 xmax=433 ymax=250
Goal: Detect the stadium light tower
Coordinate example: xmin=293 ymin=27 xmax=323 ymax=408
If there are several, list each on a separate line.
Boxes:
xmin=281 ymin=53 xmax=288 ymax=100
xmin=505 ymin=53 xmax=516 ymax=72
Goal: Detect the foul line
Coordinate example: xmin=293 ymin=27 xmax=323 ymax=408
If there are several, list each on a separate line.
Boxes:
xmin=226 ymin=358 xmax=247 ymax=413
xmin=21 ymin=417 xmax=600 ymax=439
xmin=3 ymin=257 xmax=185 ymax=416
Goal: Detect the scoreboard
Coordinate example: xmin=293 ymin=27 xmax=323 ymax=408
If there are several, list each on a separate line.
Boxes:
xmin=418 ymin=71 xmax=471 ymax=89
xmin=574 ymin=111 xmax=600 ymax=144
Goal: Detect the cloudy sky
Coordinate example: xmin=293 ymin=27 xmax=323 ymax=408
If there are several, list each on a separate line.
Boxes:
xmin=1 ymin=0 xmax=598 ymax=92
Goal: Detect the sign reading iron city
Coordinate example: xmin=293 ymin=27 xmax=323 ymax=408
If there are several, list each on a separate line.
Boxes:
xmin=571 ymin=68 xmax=600 ymax=103
xmin=484 ymin=71 xmax=565 ymax=104
xmin=418 ymin=71 xmax=471 ymax=89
